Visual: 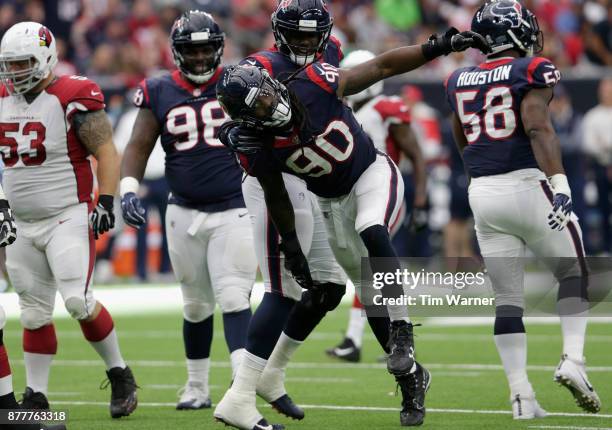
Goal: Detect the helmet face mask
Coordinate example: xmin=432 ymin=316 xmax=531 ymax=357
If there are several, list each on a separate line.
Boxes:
xmin=0 ymin=22 xmax=58 ymax=95
xmin=472 ymin=0 xmax=543 ymax=57
xmin=272 ymin=0 xmax=333 ymax=66
xmin=171 ymin=11 xmax=225 ymax=84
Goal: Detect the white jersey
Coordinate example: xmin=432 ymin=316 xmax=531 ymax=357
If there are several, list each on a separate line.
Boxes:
xmin=0 ymin=75 xmax=105 ymax=220
xmin=354 ymin=95 xmax=411 ymax=165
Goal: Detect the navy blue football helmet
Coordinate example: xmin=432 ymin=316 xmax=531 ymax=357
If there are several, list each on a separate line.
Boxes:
xmin=472 ymin=0 xmax=543 ymax=56
xmin=272 ymin=0 xmax=333 ymax=66
xmin=170 ymin=10 xmax=225 ymax=83
xmin=216 ymin=65 xmax=292 ymax=128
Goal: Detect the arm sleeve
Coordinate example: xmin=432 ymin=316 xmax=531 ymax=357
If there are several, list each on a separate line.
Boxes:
xmin=526 ymin=57 xmax=561 ymax=88
xmin=304 ymin=62 xmax=340 ymax=94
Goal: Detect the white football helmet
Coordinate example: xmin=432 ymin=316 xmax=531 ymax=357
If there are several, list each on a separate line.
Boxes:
xmin=341 ymin=50 xmax=383 ymax=105
xmin=0 ymin=22 xmax=58 ymax=95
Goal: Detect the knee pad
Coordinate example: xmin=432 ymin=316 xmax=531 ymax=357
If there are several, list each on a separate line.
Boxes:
xmin=183 ymin=301 xmax=214 ymax=323
xmin=0 ymin=306 xmax=5 ymax=330
xmin=216 ymin=286 xmax=251 ymax=315
xmin=20 ymin=308 xmax=52 ymax=330
xmin=64 ymin=296 xmax=94 ymax=321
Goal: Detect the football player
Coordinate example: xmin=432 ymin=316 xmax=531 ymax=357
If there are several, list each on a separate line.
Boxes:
xmin=445 ymin=0 xmax=600 ymax=418
xmin=211 ymin=1 xmax=349 ymax=427
xmin=120 ymin=11 xmax=258 ymax=410
xmin=0 ymin=22 xmax=137 ymax=418
xmin=325 ymin=50 xmax=428 ymax=363
xmin=215 ymin=27 xmax=490 ymax=428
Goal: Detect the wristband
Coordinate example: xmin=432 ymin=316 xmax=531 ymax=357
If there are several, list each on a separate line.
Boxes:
xmin=549 ymin=174 xmax=571 ymax=198
xmin=120 ymin=177 xmax=140 ymax=197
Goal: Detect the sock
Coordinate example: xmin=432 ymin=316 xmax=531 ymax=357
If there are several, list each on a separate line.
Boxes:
xmin=345 ymin=307 xmax=366 ymax=348
xmin=558 ymin=298 xmax=588 ymax=361
xmin=0 ymin=329 xmax=16 ymax=402
xmin=359 ymin=224 xmax=409 ymax=322
xmin=246 ymin=293 xmax=295 ymax=359
xmin=183 ymin=315 xmax=213 ymax=359
xmin=23 ymin=325 xmax=57 ymax=395
xmin=230 ymin=348 xmax=244 ymax=379
xmin=80 ymin=306 xmax=125 ymax=370
xmin=267 ymin=332 xmax=302 ymax=374
xmin=232 ymin=350 xmax=267 ymax=394
xmin=365 ymin=305 xmax=391 ymax=353
xmin=283 ymin=290 xmax=330 ymax=342
xmin=493 ymin=309 xmax=531 ymax=396
xmin=223 ymin=308 xmax=252 ymax=353
xmin=258 ymin=332 xmax=302 ymax=400
xmin=186 ymin=358 xmax=210 ymax=386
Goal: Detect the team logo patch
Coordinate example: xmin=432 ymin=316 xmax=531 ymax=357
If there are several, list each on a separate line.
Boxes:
xmin=38 ymin=26 xmax=53 ymax=47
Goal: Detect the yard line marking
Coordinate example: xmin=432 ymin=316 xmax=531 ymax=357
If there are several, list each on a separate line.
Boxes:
xmin=529 ymin=426 xmax=612 ymax=430
xmin=47 ymin=400 xmax=612 ymax=419
xmin=285 ymin=377 xmax=354 ymax=383
xmin=16 ymin=359 xmax=612 ymax=373
xmin=145 ymin=384 xmax=221 ymax=390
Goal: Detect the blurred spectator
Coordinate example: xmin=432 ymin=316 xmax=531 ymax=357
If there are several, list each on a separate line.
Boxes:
xmin=582 ymin=77 xmax=612 ymax=254
xmin=584 ymin=3 xmax=612 ymax=66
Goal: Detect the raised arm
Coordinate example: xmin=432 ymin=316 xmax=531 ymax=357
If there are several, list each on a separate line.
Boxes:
xmin=337 ymin=28 xmax=490 ymax=98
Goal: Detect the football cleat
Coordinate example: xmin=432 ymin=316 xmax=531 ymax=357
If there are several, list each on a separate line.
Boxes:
xmin=101 ymin=366 xmax=138 ymax=418
xmin=396 ymin=362 xmax=431 ymax=426
xmin=387 ymin=321 xmax=417 ymax=376
xmin=554 ymin=354 xmax=601 ymax=413
xmin=325 ymin=337 xmax=361 ymax=363
xmin=20 ymin=387 xmax=49 ymax=409
xmin=256 ymin=366 xmax=304 ymax=420
xmin=177 ymin=381 xmax=212 ymax=410
xmin=511 ymin=392 xmax=547 ymax=420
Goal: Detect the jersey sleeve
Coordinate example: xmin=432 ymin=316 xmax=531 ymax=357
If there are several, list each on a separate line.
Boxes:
xmin=373 ymin=97 xmax=411 ymax=125
xmin=66 ymin=77 xmax=105 ymax=112
xmin=240 ymin=55 xmax=274 ymax=75
xmin=328 ymin=35 xmax=344 ymax=63
xmin=237 ymin=149 xmax=276 ymax=178
xmin=526 ymin=57 xmax=560 ymax=89
xmin=133 ymin=79 xmax=152 ymax=109
xmin=304 ymin=62 xmax=340 ymax=95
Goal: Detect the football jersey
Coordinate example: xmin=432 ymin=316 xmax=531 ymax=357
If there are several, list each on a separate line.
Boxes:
xmin=354 ymin=95 xmax=411 ymax=165
xmin=239 ymin=62 xmax=377 ymax=198
xmin=445 ymin=56 xmax=560 ymax=177
xmin=0 ymin=75 xmax=103 ymax=221
xmin=135 ymin=68 xmax=244 ymax=212
xmin=240 ymin=36 xmax=344 ymax=80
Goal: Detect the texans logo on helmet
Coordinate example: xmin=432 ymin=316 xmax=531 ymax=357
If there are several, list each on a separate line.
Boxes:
xmin=38 ymin=26 xmax=53 ymax=47
xmin=278 ymin=0 xmax=292 ymax=11
xmin=490 ymin=1 xmax=522 ymax=27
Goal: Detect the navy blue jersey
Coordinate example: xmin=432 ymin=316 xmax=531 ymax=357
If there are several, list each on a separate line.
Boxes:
xmin=445 ymin=56 xmax=560 ymax=177
xmin=239 ymin=36 xmax=343 ymax=80
xmin=135 ymin=68 xmax=245 ymax=211
xmin=239 ymin=62 xmax=377 ymax=198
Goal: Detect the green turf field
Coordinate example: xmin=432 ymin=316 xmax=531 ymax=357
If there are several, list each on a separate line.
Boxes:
xmin=3 ymin=305 xmax=611 ymax=430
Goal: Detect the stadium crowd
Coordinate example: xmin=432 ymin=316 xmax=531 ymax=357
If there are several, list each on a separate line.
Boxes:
xmin=0 ymin=0 xmax=610 ymax=283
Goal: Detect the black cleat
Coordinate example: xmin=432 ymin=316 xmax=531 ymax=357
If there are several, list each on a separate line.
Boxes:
xmin=397 ymin=362 xmax=431 ymax=426
xmin=20 ymin=387 xmax=50 ymax=409
xmin=269 ymin=394 xmax=304 ymax=420
xmin=101 ymin=366 xmax=138 ymax=418
xmin=325 ymin=337 xmax=361 ymax=363
xmin=387 ymin=321 xmax=416 ymax=376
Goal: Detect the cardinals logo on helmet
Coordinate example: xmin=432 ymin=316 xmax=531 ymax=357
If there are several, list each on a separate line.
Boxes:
xmin=38 ymin=26 xmax=53 ymax=47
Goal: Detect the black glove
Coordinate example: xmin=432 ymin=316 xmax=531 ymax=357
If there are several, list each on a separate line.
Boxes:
xmin=408 ymin=206 xmax=428 ymax=233
xmin=0 ymin=199 xmax=16 ymax=247
xmin=218 ymin=121 xmax=268 ymax=155
xmin=422 ymin=27 xmax=491 ymax=60
xmin=91 ymin=194 xmax=115 ymax=240
xmin=279 ymin=230 xmax=313 ymax=289
xmin=121 ymin=192 xmax=146 ymax=228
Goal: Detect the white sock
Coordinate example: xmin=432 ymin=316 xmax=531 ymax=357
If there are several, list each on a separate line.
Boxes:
xmin=258 ymin=333 xmax=302 ymax=400
xmin=89 ymin=329 xmax=126 ymax=370
xmin=232 ymin=351 xmax=267 ymax=394
xmin=494 ymin=333 xmax=532 ymax=396
xmin=558 ymin=297 xmax=588 ymax=362
xmin=267 ymin=333 xmax=302 ymax=372
xmin=0 ymin=374 xmax=12 ymax=396
xmin=24 ymin=352 xmax=54 ymax=395
xmin=345 ymin=308 xmax=366 ymax=348
xmin=230 ymin=349 xmax=244 ymax=380
xmin=186 ymin=358 xmax=210 ymax=385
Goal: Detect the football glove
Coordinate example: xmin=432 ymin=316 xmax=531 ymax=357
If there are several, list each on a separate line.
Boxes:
xmin=121 ymin=192 xmax=146 ymax=228
xmin=548 ymin=174 xmax=573 ymax=231
xmin=91 ymin=194 xmax=115 ymax=240
xmin=0 ymin=199 xmax=17 ymax=247
xmin=408 ymin=206 xmax=428 ymax=233
xmin=218 ymin=121 xmax=267 ymax=155
xmin=280 ymin=231 xmax=313 ymax=290
xmin=422 ymin=27 xmax=491 ymax=60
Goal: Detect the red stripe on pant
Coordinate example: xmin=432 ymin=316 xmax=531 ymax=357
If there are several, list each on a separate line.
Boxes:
xmin=352 ymin=295 xmax=364 ymax=309
xmin=0 ymin=345 xmax=10 ymax=378
xmin=80 ymin=305 xmax=114 ymax=342
xmin=383 ymin=155 xmax=399 ymax=228
xmin=23 ymin=324 xmax=58 ymax=354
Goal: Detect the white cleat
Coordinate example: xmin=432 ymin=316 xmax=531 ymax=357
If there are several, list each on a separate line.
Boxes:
xmin=214 ymin=389 xmax=265 ymax=430
xmin=511 ymin=393 xmax=547 ymax=420
xmin=554 ymin=354 xmax=601 ymax=413
xmin=176 ymin=381 xmax=211 ymax=410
